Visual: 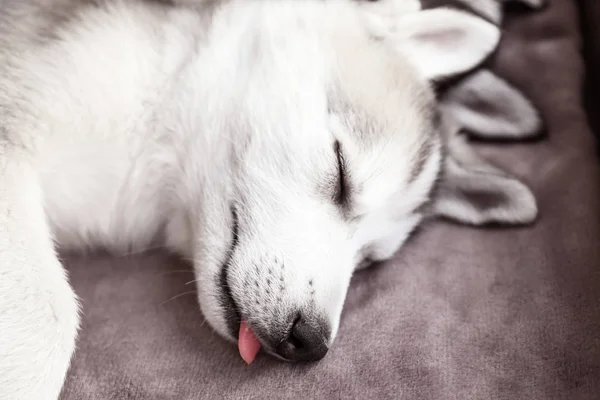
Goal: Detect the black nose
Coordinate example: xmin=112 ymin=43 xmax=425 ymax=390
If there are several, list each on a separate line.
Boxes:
xmin=275 ymin=314 xmax=330 ymax=362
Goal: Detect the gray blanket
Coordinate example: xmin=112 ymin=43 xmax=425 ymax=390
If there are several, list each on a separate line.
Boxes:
xmin=60 ymin=1 xmax=600 ymax=399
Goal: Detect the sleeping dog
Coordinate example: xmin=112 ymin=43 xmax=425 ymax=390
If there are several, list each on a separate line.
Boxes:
xmin=0 ymin=0 xmax=544 ymax=398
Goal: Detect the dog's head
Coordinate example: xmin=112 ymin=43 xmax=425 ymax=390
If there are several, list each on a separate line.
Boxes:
xmin=180 ymin=2 xmax=536 ymax=363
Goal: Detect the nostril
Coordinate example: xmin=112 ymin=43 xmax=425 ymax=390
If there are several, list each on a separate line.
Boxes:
xmin=275 ymin=313 xmax=330 ymax=362
xmin=287 ymin=315 xmax=304 ymax=349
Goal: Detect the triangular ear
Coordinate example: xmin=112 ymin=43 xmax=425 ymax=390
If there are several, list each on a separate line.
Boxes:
xmin=394 ymin=8 xmax=500 ymax=81
xmin=432 ymin=108 xmax=538 ymax=226
xmin=441 ymin=69 xmax=543 ymax=140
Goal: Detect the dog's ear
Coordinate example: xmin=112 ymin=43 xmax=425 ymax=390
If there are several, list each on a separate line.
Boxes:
xmin=431 ymin=109 xmax=538 ymax=226
xmin=394 ymin=8 xmax=500 ymax=81
xmin=441 ymin=70 xmax=543 ymax=140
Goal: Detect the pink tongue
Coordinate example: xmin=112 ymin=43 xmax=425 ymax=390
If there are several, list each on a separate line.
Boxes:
xmin=238 ymin=321 xmax=261 ymax=364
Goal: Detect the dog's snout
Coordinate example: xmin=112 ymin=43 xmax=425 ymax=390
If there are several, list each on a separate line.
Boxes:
xmin=274 ymin=313 xmax=329 ymax=362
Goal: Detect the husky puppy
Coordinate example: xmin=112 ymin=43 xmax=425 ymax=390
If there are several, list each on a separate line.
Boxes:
xmin=0 ymin=0 xmax=540 ymax=398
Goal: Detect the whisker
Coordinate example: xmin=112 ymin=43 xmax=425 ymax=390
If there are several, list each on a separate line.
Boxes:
xmin=114 ymin=245 xmax=170 ymax=258
xmin=159 ymin=290 xmax=197 ymax=306
xmin=155 ymin=270 xmax=195 ymax=277
xmin=185 ymin=279 xmax=200 ymax=286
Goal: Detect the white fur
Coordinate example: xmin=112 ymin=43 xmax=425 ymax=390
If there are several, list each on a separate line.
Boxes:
xmin=0 ymin=1 xmax=528 ymax=398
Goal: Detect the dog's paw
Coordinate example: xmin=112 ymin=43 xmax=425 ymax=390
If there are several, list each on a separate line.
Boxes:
xmin=431 ymin=106 xmax=539 ymax=227
xmin=440 ymin=69 xmax=544 ymax=142
xmin=0 ymin=262 xmax=80 ymax=400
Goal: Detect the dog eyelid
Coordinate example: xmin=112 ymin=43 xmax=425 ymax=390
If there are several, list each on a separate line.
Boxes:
xmin=333 ymin=140 xmax=350 ymax=209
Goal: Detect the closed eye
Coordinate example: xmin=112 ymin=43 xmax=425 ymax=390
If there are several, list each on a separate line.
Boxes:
xmin=333 ymin=140 xmax=350 ymax=208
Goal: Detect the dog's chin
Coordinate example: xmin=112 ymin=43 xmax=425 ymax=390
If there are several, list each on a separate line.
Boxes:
xmin=207 ymin=204 xmax=242 ymax=340
xmin=218 ymin=262 xmax=242 ymax=337
xmin=193 ymin=266 xmax=240 ymax=345
xmin=196 ymin=291 xmax=238 ymax=342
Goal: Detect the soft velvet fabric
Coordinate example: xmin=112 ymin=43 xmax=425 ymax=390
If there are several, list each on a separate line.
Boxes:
xmin=61 ymin=1 xmax=600 ymax=399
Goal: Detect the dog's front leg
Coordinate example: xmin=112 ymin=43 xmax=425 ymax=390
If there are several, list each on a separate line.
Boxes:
xmin=0 ymin=149 xmax=79 ymax=400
